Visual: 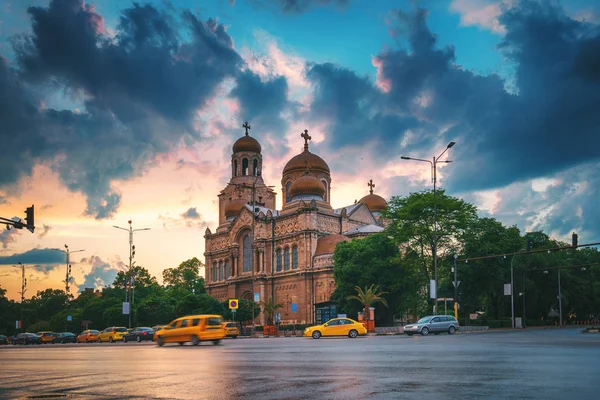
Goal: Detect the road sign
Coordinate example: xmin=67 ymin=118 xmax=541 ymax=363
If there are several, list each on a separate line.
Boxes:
xmin=275 ymin=312 xmax=281 ymax=323
xmin=67 ymin=315 xmax=72 ymax=321
xmin=122 ymin=302 xmax=130 ymax=315
xmin=504 ymin=283 xmax=512 ymax=296
xmin=254 ymin=293 xmax=260 ymax=302
xmin=16 ymin=320 xmax=21 ymax=329
xmin=452 ymin=280 xmax=461 ymax=288
xmin=291 ymin=303 xmax=298 ymax=312
xmin=229 ymin=299 xmax=239 ymax=309
xmin=430 ymin=280 xmax=437 ymax=299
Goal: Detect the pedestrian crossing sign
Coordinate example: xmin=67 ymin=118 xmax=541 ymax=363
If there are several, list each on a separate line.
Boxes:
xmin=229 ymin=299 xmax=239 ymax=309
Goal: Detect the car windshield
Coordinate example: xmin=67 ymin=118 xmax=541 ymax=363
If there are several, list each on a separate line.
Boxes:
xmin=115 ymin=328 xmax=127 ymax=332
xmin=417 ymin=317 xmax=432 ymax=324
xmin=207 ymin=317 xmax=223 ymax=326
xmin=140 ymin=328 xmax=153 ymax=331
xmin=226 ymin=323 xmax=237 ymax=328
xmin=90 ymin=330 xmax=99 ymax=334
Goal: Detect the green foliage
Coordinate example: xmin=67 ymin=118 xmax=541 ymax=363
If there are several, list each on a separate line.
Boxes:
xmin=162 ymin=257 xmax=205 ymax=294
xmin=258 ymin=299 xmax=283 ymax=325
xmin=27 ymin=321 xmax=50 ymax=333
xmin=346 ymin=284 xmax=388 ymax=320
xmin=221 ymin=299 xmax=260 ymax=323
xmin=113 ymin=266 xmax=158 ymax=289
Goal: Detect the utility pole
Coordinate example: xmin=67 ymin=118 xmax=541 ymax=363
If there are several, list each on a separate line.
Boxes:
xmin=62 ymin=245 xmax=85 ymax=301
xmin=453 ymin=254 xmax=459 ymax=320
xmin=18 ymin=262 xmax=26 ymax=332
xmin=114 ymin=220 xmax=150 ymax=328
xmin=557 ymin=269 xmax=563 ymax=328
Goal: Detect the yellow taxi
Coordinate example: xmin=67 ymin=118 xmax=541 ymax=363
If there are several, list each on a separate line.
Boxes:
xmin=303 ymin=318 xmax=367 ymax=339
xmin=37 ymin=331 xmax=55 ymax=344
xmin=98 ymin=326 xmax=128 ymax=343
xmin=224 ymin=322 xmax=240 ymax=338
xmin=77 ymin=329 xmax=100 ymax=343
xmin=154 ymin=315 xmax=225 ymax=346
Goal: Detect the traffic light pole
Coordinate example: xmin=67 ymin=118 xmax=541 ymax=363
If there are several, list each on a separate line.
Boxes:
xmin=1 ymin=205 xmax=35 ymax=233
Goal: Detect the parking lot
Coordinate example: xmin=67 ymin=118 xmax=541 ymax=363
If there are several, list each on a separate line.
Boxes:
xmin=1 ymin=328 xmax=599 ymax=399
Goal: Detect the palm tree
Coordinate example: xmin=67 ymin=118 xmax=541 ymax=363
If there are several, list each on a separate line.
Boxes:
xmin=346 ymin=284 xmax=389 ymax=323
xmin=259 ymin=299 xmax=283 ymax=325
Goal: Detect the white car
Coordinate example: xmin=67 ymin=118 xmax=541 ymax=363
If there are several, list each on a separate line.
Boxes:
xmin=404 ymin=315 xmax=459 ymax=336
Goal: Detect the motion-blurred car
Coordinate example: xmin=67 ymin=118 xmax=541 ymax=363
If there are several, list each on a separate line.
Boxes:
xmin=98 ymin=327 xmax=128 ymax=343
xmin=403 ymin=315 xmax=459 ymax=336
xmin=52 ymin=332 xmax=77 ymax=343
xmin=0 ymin=335 xmax=8 ymax=345
xmin=13 ymin=333 xmax=42 ymax=345
xmin=154 ymin=315 xmax=226 ymax=346
xmin=37 ymin=331 xmax=55 ymax=344
xmin=123 ymin=327 xmax=154 ymax=342
xmin=303 ymin=318 xmax=367 ymax=339
xmin=77 ymin=330 xmax=100 ymax=343
xmin=224 ymin=322 xmax=240 ymax=338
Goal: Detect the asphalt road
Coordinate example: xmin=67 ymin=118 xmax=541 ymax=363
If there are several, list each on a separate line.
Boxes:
xmin=1 ymin=328 xmax=599 ymax=399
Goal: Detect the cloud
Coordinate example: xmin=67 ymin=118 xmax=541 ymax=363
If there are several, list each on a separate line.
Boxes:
xmin=31 ymin=264 xmax=61 ymax=275
xmin=77 ymin=255 xmax=120 ymax=291
xmin=162 ymin=207 xmax=208 ymax=229
xmin=38 ymin=224 xmax=52 ymax=238
xmin=1 ymin=0 xmax=291 ymax=219
xmin=181 ymin=207 xmax=201 ymax=219
xmin=0 ymin=220 xmax=22 ymax=249
xmin=249 ymin=0 xmax=350 ymax=14
xmin=0 ymin=247 xmax=66 ymax=264
xmin=449 ymin=0 xmax=513 ymax=34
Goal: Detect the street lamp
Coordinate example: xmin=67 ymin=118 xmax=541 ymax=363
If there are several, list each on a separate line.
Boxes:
xmin=401 ymin=141 xmax=455 ymax=315
xmin=113 ymin=220 xmax=150 ymax=328
xmin=52 ymin=245 xmax=85 ymax=302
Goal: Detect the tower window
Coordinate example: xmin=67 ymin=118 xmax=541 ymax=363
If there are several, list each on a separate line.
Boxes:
xmin=234 ymin=160 xmax=238 ymax=177
xmin=243 ymin=234 xmax=252 ymax=272
xmin=284 ymin=247 xmax=290 ymax=271
xmin=219 ymin=260 xmax=223 ymax=281
xmin=322 ymin=180 xmax=328 ymax=201
xmin=225 ymin=260 xmax=230 ymax=279
xmin=242 ymin=158 xmax=249 ymax=176
xmin=292 ymin=246 xmax=298 ymax=269
xmin=276 ymin=248 xmax=282 ymax=272
xmin=212 ymin=262 xmax=217 ymax=282
xmin=285 ymin=181 xmax=292 ymax=203
xmin=253 ymin=159 xmax=258 ymax=176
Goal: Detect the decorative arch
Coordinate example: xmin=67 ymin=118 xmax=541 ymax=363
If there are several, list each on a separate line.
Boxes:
xmin=241 ymin=291 xmax=253 ymax=301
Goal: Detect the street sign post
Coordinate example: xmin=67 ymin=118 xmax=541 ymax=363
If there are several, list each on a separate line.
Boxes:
xmin=122 ymin=302 xmax=130 ymax=315
xmin=229 ymin=299 xmax=239 ymax=309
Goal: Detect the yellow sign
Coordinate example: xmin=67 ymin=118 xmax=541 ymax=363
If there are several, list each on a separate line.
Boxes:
xmin=229 ymin=299 xmax=239 ymax=310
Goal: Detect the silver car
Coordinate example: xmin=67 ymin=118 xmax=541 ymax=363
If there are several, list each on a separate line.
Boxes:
xmin=403 ymin=315 xmax=459 ymax=336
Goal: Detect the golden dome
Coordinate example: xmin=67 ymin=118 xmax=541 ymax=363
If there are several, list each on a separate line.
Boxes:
xmin=232 ymin=135 xmax=261 ymax=153
xmin=288 ymin=174 xmax=326 ymax=199
xmin=283 ymin=149 xmax=330 ymax=176
xmin=315 ymin=234 xmax=350 ymax=256
xmin=224 ymin=198 xmax=248 ymax=218
xmin=360 ymin=194 xmax=387 ymax=212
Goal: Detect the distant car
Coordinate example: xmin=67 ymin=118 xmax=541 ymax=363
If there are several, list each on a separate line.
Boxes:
xmin=154 ymin=315 xmax=226 ymax=346
xmin=53 ymin=332 xmax=77 ymax=344
xmin=77 ymin=330 xmax=100 ymax=343
xmin=0 ymin=335 xmax=8 ymax=345
xmin=37 ymin=331 xmax=55 ymax=344
xmin=224 ymin=322 xmax=240 ymax=338
xmin=303 ymin=318 xmax=367 ymax=339
xmin=403 ymin=315 xmax=460 ymax=336
xmin=123 ymin=327 xmax=154 ymax=342
xmin=98 ymin=327 xmax=128 ymax=343
xmin=13 ymin=333 xmax=42 ymax=345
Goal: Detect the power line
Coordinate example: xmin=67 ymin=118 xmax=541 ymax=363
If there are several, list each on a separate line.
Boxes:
xmin=458 ymin=241 xmax=600 ymax=263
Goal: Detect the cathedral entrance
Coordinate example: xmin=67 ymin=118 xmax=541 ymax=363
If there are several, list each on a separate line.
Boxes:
xmin=315 ymin=301 xmax=338 ymax=325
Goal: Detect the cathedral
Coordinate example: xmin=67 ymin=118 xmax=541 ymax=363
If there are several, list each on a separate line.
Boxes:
xmin=204 ymin=123 xmax=388 ymax=325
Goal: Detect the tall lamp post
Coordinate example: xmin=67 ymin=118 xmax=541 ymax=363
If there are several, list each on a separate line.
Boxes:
xmin=401 ymin=141 xmax=455 ymax=315
xmin=113 ymin=220 xmax=150 ymax=328
xmin=18 ymin=262 xmax=27 ymax=332
xmin=251 ymin=169 xmax=262 ymax=336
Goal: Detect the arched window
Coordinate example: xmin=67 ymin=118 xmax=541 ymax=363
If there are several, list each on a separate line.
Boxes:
xmin=276 ymin=248 xmax=282 ymax=272
xmin=219 ymin=260 xmax=223 ymax=281
xmin=234 ymin=160 xmax=238 ymax=177
xmin=322 ymin=180 xmax=328 ymax=201
xmin=253 ymin=159 xmax=258 ymax=176
xmin=212 ymin=262 xmax=217 ymax=282
xmin=243 ymin=234 xmax=252 ymax=272
xmin=284 ymin=247 xmax=290 ymax=271
xmin=292 ymin=246 xmax=298 ymax=269
xmin=224 ymin=260 xmax=230 ymax=279
xmin=285 ymin=181 xmax=292 ymax=203
xmin=242 ymin=158 xmax=249 ymax=176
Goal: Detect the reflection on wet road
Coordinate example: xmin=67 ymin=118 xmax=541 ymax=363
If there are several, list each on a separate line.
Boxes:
xmin=1 ymin=328 xmax=599 ymax=399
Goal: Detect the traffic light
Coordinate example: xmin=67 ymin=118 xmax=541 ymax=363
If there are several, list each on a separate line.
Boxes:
xmin=25 ymin=205 xmax=34 ymax=233
xmin=572 ymin=232 xmax=578 ymax=248
xmin=525 ymin=240 xmax=532 ymax=252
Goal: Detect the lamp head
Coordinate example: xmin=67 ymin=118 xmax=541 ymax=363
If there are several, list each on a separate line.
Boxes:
xmin=401 ymin=156 xmax=411 ymax=160
xmin=447 ymin=141 xmax=456 ymax=149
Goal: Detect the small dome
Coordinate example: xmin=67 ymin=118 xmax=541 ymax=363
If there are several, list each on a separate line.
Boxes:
xmin=224 ymin=198 xmax=248 ymax=218
xmin=233 ymin=135 xmax=261 ymax=153
xmin=283 ymin=149 xmax=330 ymax=176
xmin=360 ymin=194 xmax=387 ymax=212
xmin=315 ymin=234 xmax=350 ymax=256
xmin=289 ymin=174 xmax=325 ymax=199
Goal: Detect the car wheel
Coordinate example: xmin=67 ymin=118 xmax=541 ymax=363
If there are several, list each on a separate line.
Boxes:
xmin=348 ymin=330 xmax=358 ymax=338
xmin=109 ymin=337 xmax=114 ymax=343
xmin=406 ymin=333 xmax=413 ymax=336
xmin=137 ymin=336 xmax=141 ymax=343
xmin=232 ymin=336 xmax=237 ymax=339
xmin=123 ymin=337 xmax=127 ymax=343
xmin=312 ymin=331 xmax=322 ymax=339
xmin=191 ymin=335 xmax=199 ymax=346
xmin=448 ymin=326 xmax=456 ymax=335
xmin=179 ymin=342 xmax=184 ymax=346
xmin=421 ymin=327 xmax=429 ymax=336
xmin=157 ymin=336 xmax=164 ymax=347
xmin=98 ymin=338 xmax=102 ymax=343
xmin=212 ymin=339 xmax=222 ymax=345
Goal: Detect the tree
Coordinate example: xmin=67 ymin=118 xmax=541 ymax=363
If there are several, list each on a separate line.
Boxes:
xmin=162 ymin=257 xmax=205 ymax=293
xmin=346 ymin=284 xmax=388 ymax=324
xmin=259 ymin=299 xmax=283 ymax=325
xmin=221 ymin=299 xmax=260 ymax=323
xmin=113 ymin=266 xmax=158 ymax=289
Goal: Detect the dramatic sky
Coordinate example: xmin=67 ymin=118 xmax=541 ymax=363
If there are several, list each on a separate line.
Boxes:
xmin=1 ymin=0 xmax=599 ymax=300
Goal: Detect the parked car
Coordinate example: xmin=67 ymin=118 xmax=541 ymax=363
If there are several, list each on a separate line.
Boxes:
xmin=123 ymin=327 xmax=154 ymax=342
xmin=403 ymin=315 xmax=460 ymax=336
xmin=0 ymin=335 xmax=8 ymax=345
xmin=53 ymin=332 xmax=77 ymax=344
xmin=13 ymin=333 xmax=42 ymax=345
xmin=303 ymin=318 xmax=367 ymax=339
xmin=37 ymin=331 xmax=55 ymax=344
xmin=98 ymin=327 xmax=128 ymax=343
xmin=77 ymin=330 xmax=100 ymax=343
xmin=224 ymin=322 xmax=240 ymax=338
xmin=153 ymin=315 xmax=225 ymax=346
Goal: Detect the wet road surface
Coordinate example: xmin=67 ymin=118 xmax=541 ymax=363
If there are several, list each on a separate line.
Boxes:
xmin=1 ymin=328 xmax=599 ymax=399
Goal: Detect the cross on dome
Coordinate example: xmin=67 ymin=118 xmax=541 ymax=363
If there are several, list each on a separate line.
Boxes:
xmin=368 ymin=179 xmax=375 ymax=194
xmin=301 ymin=129 xmax=312 ymax=150
xmin=243 ymin=121 xmax=251 ymax=136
